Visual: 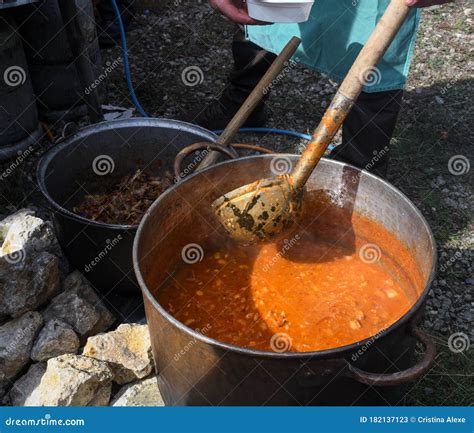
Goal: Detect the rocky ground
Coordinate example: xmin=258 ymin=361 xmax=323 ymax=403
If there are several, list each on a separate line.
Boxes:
xmin=0 ymin=210 xmax=160 ymax=406
xmin=0 ymin=1 xmax=472 ymax=405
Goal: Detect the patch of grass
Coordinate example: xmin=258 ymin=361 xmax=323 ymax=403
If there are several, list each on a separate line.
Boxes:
xmin=454 ymin=17 xmax=472 ymax=33
xmin=403 ymin=333 xmax=473 ymax=406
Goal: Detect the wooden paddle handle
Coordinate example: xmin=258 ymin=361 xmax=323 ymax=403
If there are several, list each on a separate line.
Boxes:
xmin=198 ymin=36 xmax=301 ymax=170
xmin=292 ymin=0 xmax=411 ymax=189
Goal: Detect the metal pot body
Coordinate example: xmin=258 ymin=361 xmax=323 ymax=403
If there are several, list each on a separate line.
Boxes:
xmin=14 ymin=0 xmax=104 ymax=121
xmin=134 ymin=155 xmax=436 ymax=405
xmin=37 ymin=118 xmax=218 ymax=295
xmin=0 ymin=15 xmax=40 ymax=159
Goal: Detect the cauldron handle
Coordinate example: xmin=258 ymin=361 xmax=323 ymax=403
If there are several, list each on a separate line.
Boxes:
xmin=346 ymin=327 xmax=436 ymax=387
xmin=174 ymin=142 xmax=239 ymax=181
xmin=173 ymin=142 xmax=276 ymax=180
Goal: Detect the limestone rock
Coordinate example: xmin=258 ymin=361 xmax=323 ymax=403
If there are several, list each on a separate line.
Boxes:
xmin=0 ymin=252 xmax=59 ymax=319
xmin=43 ymin=293 xmax=100 ymax=336
xmin=31 ymin=320 xmax=80 ymax=362
xmin=0 ymin=210 xmax=61 ymax=318
xmin=7 ymin=362 xmax=46 ymax=406
xmin=0 ymin=312 xmax=43 ymax=382
xmin=26 ymin=354 xmax=113 ymax=406
xmin=0 ymin=209 xmax=61 ymax=257
xmin=111 ymin=376 xmax=164 ymax=407
xmin=43 ymin=271 xmax=115 ymax=339
xmin=88 ymin=382 xmax=112 ymax=406
xmin=0 ymin=371 xmax=9 ymax=400
xmin=62 ymin=271 xmax=115 ymax=330
xmin=83 ymin=324 xmax=154 ymax=385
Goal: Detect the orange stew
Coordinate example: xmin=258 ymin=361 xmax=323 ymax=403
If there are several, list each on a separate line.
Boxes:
xmin=158 ymin=221 xmax=418 ymax=352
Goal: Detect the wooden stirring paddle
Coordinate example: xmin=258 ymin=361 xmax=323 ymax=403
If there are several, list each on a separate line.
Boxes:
xmin=212 ymin=0 xmax=413 ymax=244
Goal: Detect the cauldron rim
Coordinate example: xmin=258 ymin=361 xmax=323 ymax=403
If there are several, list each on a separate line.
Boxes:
xmin=133 ymin=154 xmax=437 ymax=360
xmin=36 ymin=118 xmax=219 ymax=230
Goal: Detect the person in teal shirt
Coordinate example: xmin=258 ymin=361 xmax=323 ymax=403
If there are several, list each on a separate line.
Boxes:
xmin=189 ymin=0 xmax=451 ymax=177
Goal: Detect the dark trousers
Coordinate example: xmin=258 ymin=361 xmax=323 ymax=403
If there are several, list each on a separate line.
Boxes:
xmin=225 ymin=37 xmax=278 ymax=110
xmin=232 ymin=37 xmax=403 ymax=177
xmin=331 ymin=90 xmax=402 ymax=178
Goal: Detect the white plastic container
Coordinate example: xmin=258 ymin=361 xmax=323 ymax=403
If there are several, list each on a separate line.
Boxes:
xmin=247 ymin=0 xmax=314 ymax=23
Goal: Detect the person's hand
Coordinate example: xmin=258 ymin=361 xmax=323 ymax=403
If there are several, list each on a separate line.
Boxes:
xmin=405 ymin=0 xmax=452 ymax=7
xmin=208 ymin=0 xmax=264 ymax=25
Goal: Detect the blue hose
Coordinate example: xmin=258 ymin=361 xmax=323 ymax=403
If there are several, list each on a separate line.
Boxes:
xmin=111 ymin=0 xmax=149 ymax=117
xmin=212 ymin=127 xmax=311 ymax=141
xmin=214 ymin=127 xmax=335 ymax=151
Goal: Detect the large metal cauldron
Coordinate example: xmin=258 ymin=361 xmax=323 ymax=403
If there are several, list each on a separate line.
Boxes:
xmin=37 ymin=118 xmax=217 ymax=295
xmin=134 ymin=155 xmax=437 ymax=405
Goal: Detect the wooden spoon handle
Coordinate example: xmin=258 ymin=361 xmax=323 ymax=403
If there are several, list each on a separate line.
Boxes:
xmin=198 ymin=36 xmax=301 ymax=170
xmin=292 ymin=0 xmax=411 ymax=189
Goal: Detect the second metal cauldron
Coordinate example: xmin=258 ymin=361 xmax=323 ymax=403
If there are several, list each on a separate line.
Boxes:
xmin=134 ymin=155 xmax=436 ymax=405
xmin=37 ymin=118 xmax=217 ymax=295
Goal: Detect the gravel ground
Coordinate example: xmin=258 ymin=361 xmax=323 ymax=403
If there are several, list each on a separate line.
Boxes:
xmin=0 ymin=0 xmax=472 ymax=405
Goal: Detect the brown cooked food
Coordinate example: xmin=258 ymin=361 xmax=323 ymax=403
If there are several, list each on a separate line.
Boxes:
xmin=74 ymin=169 xmax=173 ymax=225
